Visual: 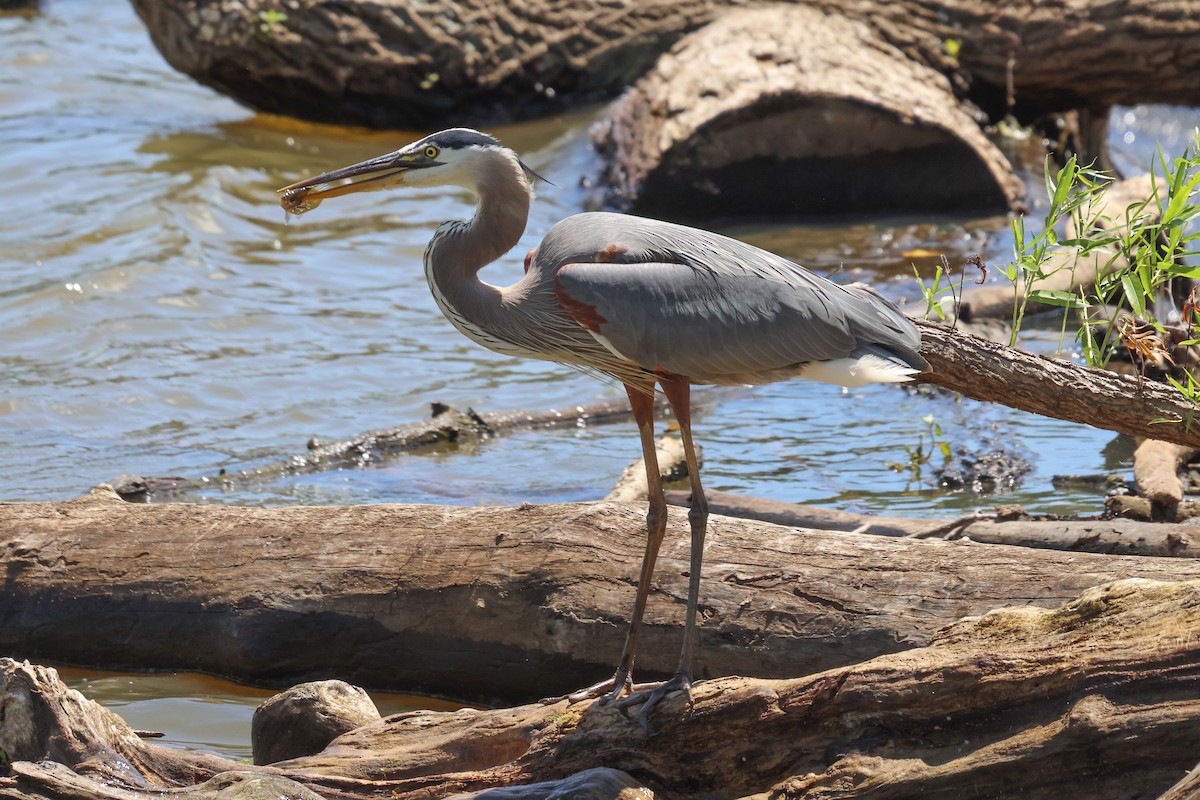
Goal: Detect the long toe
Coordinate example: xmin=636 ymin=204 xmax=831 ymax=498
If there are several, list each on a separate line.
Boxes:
xmin=611 ymin=673 xmax=693 ymax=734
xmin=561 ymin=668 xmax=634 ymax=705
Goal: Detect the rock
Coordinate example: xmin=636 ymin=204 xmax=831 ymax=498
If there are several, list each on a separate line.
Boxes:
xmin=251 ymin=681 xmax=381 ymax=765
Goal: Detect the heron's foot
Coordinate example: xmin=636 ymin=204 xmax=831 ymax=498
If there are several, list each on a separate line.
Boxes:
xmin=549 ymin=669 xmax=634 ymax=705
xmin=610 ymin=672 xmax=693 ymax=735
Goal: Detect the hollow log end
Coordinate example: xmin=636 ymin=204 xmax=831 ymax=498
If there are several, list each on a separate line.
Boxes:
xmin=611 ymin=98 xmax=1021 ymax=220
xmin=596 ymin=5 xmax=1024 ymax=221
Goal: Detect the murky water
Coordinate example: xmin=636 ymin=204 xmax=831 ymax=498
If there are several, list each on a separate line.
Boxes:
xmin=2 ymin=1 xmax=1198 ymax=520
xmin=56 ymin=666 xmax=462 ymax=762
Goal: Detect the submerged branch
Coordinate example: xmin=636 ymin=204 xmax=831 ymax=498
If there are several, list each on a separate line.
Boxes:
xmin=109 ymin=389 xmax=745 ymax=501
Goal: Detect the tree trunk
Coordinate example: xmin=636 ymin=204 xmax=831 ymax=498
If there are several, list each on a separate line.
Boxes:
xmin=128 ymin=0 xmax=1200 ymax=129
xmin=4 ymin=579 xmax=1200 ymax=799
xmin=6 ymin=486 xmax=1200 ymax=703
xmin=594 ymin=5 xmax=1023 ymax=219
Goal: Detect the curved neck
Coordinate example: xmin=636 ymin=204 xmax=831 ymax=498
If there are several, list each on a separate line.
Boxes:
xmin=433 ymin=155 xmax=531 ymax=277
xmin=423 ymin=153 xmax=534 ymax=350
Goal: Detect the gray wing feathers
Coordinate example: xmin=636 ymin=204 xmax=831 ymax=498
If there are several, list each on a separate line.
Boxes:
xmin=556 ymin=261 xmax=921 ymax=382
xmin=546 ymin=212 xmax=924 ymax=383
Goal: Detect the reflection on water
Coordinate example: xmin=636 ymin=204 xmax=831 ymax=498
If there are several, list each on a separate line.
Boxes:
xmin=57 ymin=666 xmax=461 ymax=762
xmin=2 ymin=1 xmax=1198 ymax=518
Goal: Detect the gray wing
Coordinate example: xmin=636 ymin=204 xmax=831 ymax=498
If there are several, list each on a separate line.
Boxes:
xmin=544 ymin=212 xmax=923 ymax=384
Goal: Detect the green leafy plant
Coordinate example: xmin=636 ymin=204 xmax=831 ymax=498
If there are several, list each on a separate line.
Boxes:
xmin=1076 ymin=144 xmax=1200 ymax=375
xmin=1003 ymin=155 xmax=1116 ymax=348
xmin=258 ymin=9 xmax=288 ymax=34
xmin=922 ymin=135 xmax=1200 ymax=411
xmin=893 ymin=413 xmax=952 ymax=482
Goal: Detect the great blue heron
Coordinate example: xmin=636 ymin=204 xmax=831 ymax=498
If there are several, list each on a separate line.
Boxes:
xmin=278 ymin=128 xmax=925 ymax=731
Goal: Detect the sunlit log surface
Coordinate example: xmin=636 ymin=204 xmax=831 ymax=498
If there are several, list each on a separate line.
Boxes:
xmin=6 ymin=486 xmax=1200 ymax=701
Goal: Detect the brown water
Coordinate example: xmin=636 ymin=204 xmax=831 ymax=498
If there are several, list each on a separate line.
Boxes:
xmin=56 ymin=665 xmax=463 ymax=761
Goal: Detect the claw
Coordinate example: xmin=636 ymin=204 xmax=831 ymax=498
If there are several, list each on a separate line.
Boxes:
xmin=610 ymin=673 xmax=693 ymax=734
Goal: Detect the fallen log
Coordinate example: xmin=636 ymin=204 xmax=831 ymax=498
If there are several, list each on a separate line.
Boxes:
xmin=127 ymin=0 xmax=1200 ymax=130
xmin=916 ymin=319 xmax=1200 ymax=450
xmin=665 ymin=488 xmax=927 ymax=537
xmin=4 ymin=579 xmax=1200 ymax=799
xmin=595 ymin=5 xmax=1022 ymax=218
xmin=665 ymin=489 xmax=1200 ymax=557
xmin=6 ymin=487 xmax=1200 ymax=702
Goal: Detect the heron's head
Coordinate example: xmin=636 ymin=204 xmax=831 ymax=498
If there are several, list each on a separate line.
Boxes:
xmin=277 ymin=128 xmax=534 ymax=215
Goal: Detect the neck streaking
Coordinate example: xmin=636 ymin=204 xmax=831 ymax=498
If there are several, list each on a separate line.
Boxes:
xmin=422 ymin=150 xmax=536 ymax=357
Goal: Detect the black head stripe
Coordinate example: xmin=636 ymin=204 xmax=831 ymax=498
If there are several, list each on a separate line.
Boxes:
xmin=429 ymin=128 xmax=503 ymax=151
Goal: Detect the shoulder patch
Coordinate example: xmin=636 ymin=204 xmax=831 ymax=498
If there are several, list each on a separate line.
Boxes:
xmin=555 ymin=267 xmax=608 ymax=333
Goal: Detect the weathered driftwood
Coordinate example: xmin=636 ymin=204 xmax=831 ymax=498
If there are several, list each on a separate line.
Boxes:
xmin=605 ymin=434 xmax=691 ymax=503
xmin=666 ymin=488 xmax=1200 ymax=557
xmin=595 ymin=5 xmax=1022 ymax=218
xmin=110 ymin=392 xmax=714 ymax=501
xmin=1134 ymin=439 xmax=1197 ymax=516
xmin=1160 ymin=763 xmax=1200 ymax=800
xmin=665 ymin=488 xmax=928 ymax=537
xmin=7 ymin=487 xmax=1200 ymax=703
xmin=5 ymin=579 xmax=1200 ymax=799
xmin=127 ymin=0 xmax=1200 ymax=129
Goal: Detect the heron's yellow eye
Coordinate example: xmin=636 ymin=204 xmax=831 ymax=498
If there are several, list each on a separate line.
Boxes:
xmin=424 ymin=146 xmax=439 ymax=159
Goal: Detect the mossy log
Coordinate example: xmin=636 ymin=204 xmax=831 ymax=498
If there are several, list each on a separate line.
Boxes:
xmin=4 ymin=579 xmax=1200 ymax=799
xmin=6 ymin=487 xmax=1200 ymax=703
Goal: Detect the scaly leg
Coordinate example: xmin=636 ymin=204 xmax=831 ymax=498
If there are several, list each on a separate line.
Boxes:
xmin=612 ymin=375 xmax=708 ymax=733
xmin=568 ymin=381 xmax=667 ymax=704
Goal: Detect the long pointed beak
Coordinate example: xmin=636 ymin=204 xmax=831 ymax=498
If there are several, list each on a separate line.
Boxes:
xmin=277 ymin=151 xmax=412 ymax=215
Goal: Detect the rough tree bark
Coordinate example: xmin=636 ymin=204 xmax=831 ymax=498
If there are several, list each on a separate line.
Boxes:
xmin=4 ymin=579 xmax=1200 ymax=799
xmin=127 ymin=0 xmax=1200 ymax=129
xmin=6 ymin=486 xmax=1200 ymax=703
xmin=128 ymin=1 xmax=1200 ymax=216
xmin=916 ymin=319 xmax=1200 ymax=450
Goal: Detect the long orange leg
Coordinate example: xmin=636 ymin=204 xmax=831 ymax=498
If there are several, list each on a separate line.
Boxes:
xmin=568 ymin=381 xmax=667 ymax=703
xmin=613 ymin=374 xmax=708 ymax=732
